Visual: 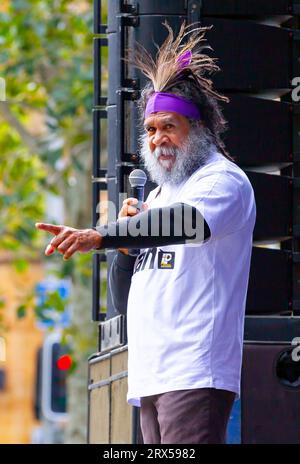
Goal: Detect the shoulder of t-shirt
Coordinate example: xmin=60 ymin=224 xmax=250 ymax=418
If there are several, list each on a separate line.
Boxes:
xmin=191 ymin=151 xmax=254 ymax=196
xmin=187 ymin=152 xmax=256 ymax=226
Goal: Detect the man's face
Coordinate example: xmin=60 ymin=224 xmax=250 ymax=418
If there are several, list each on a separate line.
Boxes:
xmin=143 ymin=111 xmax=190 ymax=171
xmin=140 ymin=110 xmax=214 ymax=186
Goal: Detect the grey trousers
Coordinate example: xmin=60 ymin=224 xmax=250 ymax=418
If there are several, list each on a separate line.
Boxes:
xmin=140 ymin=388 xmax=235 ymax=444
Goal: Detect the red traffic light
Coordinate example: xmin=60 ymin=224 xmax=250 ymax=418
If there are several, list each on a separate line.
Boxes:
xmin=56 ymin=354 xmax=72 ymax=371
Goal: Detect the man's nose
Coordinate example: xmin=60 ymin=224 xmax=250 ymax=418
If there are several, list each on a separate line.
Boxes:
xmin=152 ymin=131 xmax=169 ymax=146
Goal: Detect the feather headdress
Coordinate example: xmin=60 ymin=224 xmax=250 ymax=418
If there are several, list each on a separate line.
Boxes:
xmin=129 ymin=21 xmax=229 ymax=103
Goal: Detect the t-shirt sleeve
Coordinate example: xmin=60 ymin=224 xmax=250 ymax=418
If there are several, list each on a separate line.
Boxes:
xmin=180 ymin=172 xmax=246 ymax=240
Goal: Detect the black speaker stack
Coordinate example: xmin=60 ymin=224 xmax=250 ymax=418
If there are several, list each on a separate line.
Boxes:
xmin=92 ymin=0 xmax=300 ymax=443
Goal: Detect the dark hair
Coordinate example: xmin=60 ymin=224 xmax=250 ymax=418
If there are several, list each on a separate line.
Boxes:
xmin=138 ymin=80 xmax=235 ymax=162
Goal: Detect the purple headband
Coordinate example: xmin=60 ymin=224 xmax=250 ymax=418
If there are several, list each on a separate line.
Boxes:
xmin=145 ymin=92 xmax=201 ymax=120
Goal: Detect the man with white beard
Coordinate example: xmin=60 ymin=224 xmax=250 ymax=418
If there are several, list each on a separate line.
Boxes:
xmin=140 ymin=118 xmax=216 ymax=186
xmin=36 ymin=23 xmax=256 ymax=444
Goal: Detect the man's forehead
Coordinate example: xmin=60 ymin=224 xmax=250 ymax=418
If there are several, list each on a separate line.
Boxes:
xmin=144 ymin=112 xmax=180 ymax=126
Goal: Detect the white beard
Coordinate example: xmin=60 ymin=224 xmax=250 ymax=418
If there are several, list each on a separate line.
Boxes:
xmin=139 ymin=126 xmax=216 ymax=186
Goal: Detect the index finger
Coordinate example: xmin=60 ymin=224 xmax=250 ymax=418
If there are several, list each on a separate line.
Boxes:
xmin=35 ymin=223 xmax=63 ymax=235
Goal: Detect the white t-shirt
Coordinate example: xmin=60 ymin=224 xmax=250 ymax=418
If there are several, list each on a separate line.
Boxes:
xmin=126 ymin=151 xmax=256 ymax=407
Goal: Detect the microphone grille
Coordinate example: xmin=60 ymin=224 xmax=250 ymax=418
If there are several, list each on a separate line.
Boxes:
xmin=129 ymin=169 xmax=147 ymax=187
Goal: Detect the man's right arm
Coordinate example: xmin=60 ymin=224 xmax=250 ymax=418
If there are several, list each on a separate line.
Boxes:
xmin=109 ymin=251 xmax=136 ymax=315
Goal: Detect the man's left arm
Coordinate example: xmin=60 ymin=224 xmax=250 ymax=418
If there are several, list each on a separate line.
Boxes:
xmin=35 ymin=202 xmax=211 ymax=260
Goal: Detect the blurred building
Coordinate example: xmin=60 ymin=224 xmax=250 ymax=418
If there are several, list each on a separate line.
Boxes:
xmin=0 ymin=256 xmax=44 ymax=444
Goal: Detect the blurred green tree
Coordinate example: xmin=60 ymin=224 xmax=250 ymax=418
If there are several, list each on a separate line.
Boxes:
xmin=0 ymin=0 xmax=108 ymax=443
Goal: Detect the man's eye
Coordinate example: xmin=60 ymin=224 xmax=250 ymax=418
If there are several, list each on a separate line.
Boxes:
xmin=165 ymin=124 xmax=173 ymax=129
xmin=147 ymin=127 xmax=155 ymax=133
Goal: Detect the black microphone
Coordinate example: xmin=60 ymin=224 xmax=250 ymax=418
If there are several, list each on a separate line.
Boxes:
xmin=127 ymin=169 xmax=147 ymax=256
xmin=128 ymin=169 xmax=147 ymax=212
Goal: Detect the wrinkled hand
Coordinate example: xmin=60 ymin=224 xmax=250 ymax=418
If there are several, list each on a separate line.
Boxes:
xmin=118 ymin=197 xmax=148 ymax=219
xmin=35 ymin=223 xmax=102 ymax=260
